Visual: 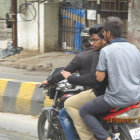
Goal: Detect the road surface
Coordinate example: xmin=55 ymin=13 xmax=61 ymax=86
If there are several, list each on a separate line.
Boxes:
xmin=0 ymin=112 xmax=38 ymax=140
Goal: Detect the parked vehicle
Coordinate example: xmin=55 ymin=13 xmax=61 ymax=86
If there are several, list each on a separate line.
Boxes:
xmin=38 ymin=68 xmax=140 ymax=140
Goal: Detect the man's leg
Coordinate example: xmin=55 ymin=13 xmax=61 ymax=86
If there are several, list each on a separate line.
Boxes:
xmin=79 ymin=95 xmax=112 ymax=140
xmin=59 ymin=108 xmax=79 ymax=140
xmin=64 ymin=89 xmax=96 ymax=140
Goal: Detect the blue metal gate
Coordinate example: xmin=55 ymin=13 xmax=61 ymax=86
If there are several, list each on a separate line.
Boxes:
xmin=59 ymin=8 xmax=86 ymax=52
xmin=59 ymin=0 xmax=128 ymax=52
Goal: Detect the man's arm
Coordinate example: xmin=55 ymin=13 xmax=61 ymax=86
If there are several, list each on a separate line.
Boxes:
xmin=47 ymin=55 xmax=80 ymax=84
xmin=96 ymin=50 xmax=107 ymax=82
xmin=67 ymin=73 xmax=97 ymax=86
xmin=61 ymin=70 xmax=97 ymax=86
xmin=96 ymin=71 xmax=106 ymax=82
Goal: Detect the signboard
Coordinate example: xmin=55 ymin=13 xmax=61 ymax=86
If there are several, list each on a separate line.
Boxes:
xmin=87 ymin=10 xmax=96 ymax=20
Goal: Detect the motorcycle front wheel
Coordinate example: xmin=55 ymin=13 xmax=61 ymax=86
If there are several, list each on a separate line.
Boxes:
xmin=38 ymin=111 xmax=66 ymax=140
xmin=38 ymin=112 xmax=50 ymax=140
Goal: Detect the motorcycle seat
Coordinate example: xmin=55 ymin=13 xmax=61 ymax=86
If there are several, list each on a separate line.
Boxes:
xmin=103 ymin=102 xmax=140 ymax=120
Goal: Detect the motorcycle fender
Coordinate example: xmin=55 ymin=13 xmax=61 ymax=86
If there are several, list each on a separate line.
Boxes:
xmin=119 ymin=123 xmax=140 ymax=130
xmin=41 ymin=107 xmax=57 ymax=122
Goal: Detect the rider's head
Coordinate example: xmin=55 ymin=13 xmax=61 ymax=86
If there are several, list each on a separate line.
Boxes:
xmin=89 ymin=24 xmax=106 ymax=51
xmin=82 ymin=37 xmax=90 ymax=50
xmin=103 ymin=16 xmax=123 ymax=44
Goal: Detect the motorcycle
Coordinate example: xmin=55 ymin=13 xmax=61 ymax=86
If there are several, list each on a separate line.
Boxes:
xmin=38 ymin=68 xmax=140 ymax=140
xmin=100 ymin=103 xmax=140 ymax=140
xmin=37 ymin=68 xmax=83 ymax=140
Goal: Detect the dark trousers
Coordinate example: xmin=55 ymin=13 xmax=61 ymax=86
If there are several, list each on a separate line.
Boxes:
xmin=79 ymin=95 xmax=112 ymax=140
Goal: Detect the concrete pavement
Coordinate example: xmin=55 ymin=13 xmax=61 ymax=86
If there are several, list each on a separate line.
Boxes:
xmin=0 ymin=50 xmax=76 ymax=72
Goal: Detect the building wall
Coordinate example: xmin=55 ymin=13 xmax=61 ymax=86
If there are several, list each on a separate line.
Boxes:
xmin=18 ymin=2 xmax=59 ymax=52
xmin=128 ymin=0 xmax=140 ymax=50
xmin=0 ymin=0 xmax=12 ymax=49
xmin=17 ymin=3 xmax=39 ymax=50
xmin=0 ymin=0 xmax=11 ymax=18
xmin=39 ymin=2 xmax=59 ymax=52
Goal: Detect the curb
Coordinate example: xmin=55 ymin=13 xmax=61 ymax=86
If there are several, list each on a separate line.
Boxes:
xmin=0 ymin=79 xmax=53 ymax=115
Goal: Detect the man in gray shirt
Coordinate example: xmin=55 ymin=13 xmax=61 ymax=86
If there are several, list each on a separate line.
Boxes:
xmin=80 ymin=16 xmax=140 ymax=140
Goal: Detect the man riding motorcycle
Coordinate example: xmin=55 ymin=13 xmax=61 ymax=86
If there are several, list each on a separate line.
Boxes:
xmin=61 ymin=24 xmax=107 ymax=140
xmin=40 ymin=29 xmax=95 ymax=140
xmin=80 ymin=16 xmax=140 ymax=140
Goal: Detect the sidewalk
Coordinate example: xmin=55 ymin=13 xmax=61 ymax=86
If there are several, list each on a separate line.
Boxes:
xmin=0 ymin=50 xmax=76 ymax=73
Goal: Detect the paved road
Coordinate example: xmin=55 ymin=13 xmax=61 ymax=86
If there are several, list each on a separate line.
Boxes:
xmin=0 ymin=128 xmax=37 ymax=140
xmin=0 ymin=66 xmax=49 ymax=82
xmin=0 ymin=113 xmax=38 ymax=140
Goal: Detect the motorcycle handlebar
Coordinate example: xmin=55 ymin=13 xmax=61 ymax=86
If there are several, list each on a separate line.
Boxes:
xmin=62 ymin=88 xmax=83 ymax=93
xmin=39 ymin=84 xmax=50 ymax=89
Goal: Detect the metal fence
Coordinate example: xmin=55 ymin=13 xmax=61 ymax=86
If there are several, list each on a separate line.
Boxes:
xmin=59 ymin=0 xmax=128 ymax=52
xmin=100 ymin=0 xmax=128 ymax=38
xmin=59 ymin=7 xmax=86 ymax=52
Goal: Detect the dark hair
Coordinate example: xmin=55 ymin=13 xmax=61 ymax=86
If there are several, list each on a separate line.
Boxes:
xmin=82 ymin=37 xmax=90 ymax=47
xmin=103 ymin=16 xmax=123 ymax=38
xmin=89 ymin=24 xmax=104 ymax=39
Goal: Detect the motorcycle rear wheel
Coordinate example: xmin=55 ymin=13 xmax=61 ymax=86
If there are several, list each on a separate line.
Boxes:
xmin=38 ymin=112 xmax=66 ymax=140
xmin=119 ymin=124 xmax=132 ymax=140
xmin=119 ymin=131 xmax=130 ymax=140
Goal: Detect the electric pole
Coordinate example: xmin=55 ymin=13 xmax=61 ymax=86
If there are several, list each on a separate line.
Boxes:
xmin=12 ymin=0 xmax=17 ymax=49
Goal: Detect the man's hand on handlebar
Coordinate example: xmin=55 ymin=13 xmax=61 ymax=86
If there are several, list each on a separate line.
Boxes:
xmin=61 ymin=70 xmax=72 ymax=79
xmin=39 ymin=80 xmax=49 ymax=88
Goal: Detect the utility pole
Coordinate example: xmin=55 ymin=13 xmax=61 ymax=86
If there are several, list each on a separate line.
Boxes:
xmin=97 ymin=0 xmax=101 ymax=24
xmin=12 ymin=0 xmax=17 ymax=49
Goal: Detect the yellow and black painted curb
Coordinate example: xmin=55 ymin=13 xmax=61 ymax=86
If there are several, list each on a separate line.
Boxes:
xmin=0 ymin=79 xmax=53 ymax=115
